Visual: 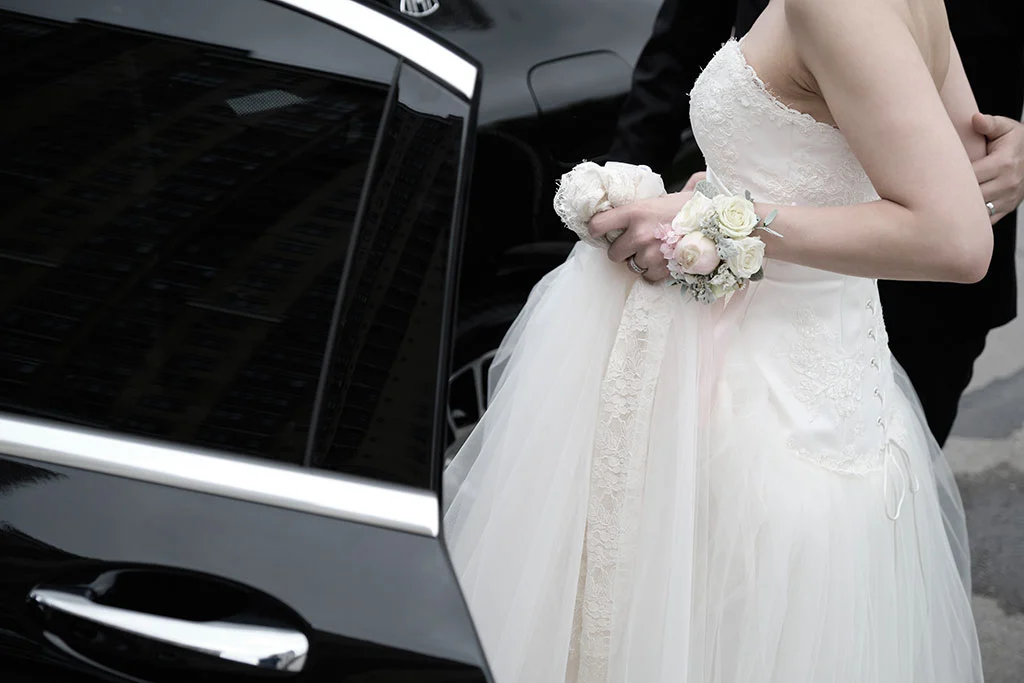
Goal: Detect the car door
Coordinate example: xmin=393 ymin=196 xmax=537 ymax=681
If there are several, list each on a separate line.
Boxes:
xmin=0 ymin=0 xmax=490 ymax=681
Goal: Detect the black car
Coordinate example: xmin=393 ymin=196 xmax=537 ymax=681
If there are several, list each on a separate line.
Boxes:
xmin=0 ymin=0 xmax=678 ymax=681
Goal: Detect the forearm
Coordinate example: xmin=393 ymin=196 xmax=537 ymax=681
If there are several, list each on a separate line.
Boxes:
xmin=753 ymin=199 xmax=992 ymax=283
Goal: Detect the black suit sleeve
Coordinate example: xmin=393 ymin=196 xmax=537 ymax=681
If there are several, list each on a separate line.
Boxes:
xmin=607 ymin=0 xmax=738 ymax=173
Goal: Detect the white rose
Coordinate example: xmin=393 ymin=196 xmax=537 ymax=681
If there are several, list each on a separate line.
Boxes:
xmin=726 ymin=237 xmax=766 ymax=279
xmin=671 ymin=192 xmax=715 ymax=234
xmin=713 ymin=194 xmax=759 ymax=238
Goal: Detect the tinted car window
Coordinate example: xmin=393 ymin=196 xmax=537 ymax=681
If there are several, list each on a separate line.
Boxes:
xmin=0 ymin=3 xmax=469 ymax=487
xmin=311 ymin=63 xmax=468 ymax=487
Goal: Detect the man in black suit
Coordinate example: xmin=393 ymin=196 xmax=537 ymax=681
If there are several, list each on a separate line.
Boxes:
xmin=609 ymin=0 xmax=1024 ymax=447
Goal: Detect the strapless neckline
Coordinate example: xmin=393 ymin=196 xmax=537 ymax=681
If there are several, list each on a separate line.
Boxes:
xmin=727 ymin=39 xmax=840 ymax=133
xmin=688 ymin=37 xmax=878 ymax=209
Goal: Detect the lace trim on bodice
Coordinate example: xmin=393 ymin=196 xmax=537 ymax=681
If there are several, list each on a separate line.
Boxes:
xmin=733 ymin=40 xmax=841 ymax=135
xmin=688 ymin=39 xmax=879 ymax=208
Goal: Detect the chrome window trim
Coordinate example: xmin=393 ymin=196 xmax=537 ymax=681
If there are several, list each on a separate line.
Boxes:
xmin=0 ymin=414 xmax=440 ymax=538
xmin=277 ymin=0 xmax=478 ymax=98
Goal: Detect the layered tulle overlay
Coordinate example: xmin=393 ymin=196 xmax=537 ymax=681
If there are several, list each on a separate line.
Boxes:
xmin=443 ymin=243 xmax=981 ymax=683
xmin=443 ymin=38 xmax=983 ymax=683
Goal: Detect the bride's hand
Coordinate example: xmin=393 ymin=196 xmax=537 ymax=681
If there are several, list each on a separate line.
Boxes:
xmin=588 ymin=191 xmax=693 ymax=282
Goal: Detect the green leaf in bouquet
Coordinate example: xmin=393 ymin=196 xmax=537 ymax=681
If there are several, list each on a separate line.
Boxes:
xmin=757 ymin=209 xmax=783 ymax=238
xmin=694 ymin=179 xmax=718 ymax=199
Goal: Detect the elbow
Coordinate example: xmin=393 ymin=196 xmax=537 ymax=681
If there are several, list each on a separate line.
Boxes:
xmin=941 ymin=222 xmax=993 ymax=284
xmin=957 ymin=249 xmax=993 ymax=284
xmin=912 ymin=200 xmax=993 ymax=283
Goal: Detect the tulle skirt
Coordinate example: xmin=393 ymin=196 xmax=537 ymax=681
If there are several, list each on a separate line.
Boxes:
xmin=443 ymin=244 xmax=983 ymax=683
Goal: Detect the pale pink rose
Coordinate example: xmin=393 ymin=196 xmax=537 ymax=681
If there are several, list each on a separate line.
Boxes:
xmin=674 ymin=231 xmax=721 ymax=275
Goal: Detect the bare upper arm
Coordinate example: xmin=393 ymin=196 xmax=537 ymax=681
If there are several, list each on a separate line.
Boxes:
xmin=941 ymin=35 xmax=987 ymax=163
xmin=784 ymin=0 xmax=987 ymax=231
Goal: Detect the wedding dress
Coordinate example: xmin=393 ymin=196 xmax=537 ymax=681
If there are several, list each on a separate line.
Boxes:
xmin=443 ymin=38 xmax=983 ymax=683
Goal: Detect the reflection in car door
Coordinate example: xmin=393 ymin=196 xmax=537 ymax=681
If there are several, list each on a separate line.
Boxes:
xmin=0 ymin=0 xmax=489 ymax=681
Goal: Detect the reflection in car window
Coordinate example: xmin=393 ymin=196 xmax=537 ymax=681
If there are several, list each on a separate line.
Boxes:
xmin=311 ymin=63 xmax=468 ymax=489
xmin=0 ymin=9 xmax=396 ymax=465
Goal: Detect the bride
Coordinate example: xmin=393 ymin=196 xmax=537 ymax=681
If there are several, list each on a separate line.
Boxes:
xmin=444 ymin=0 xmax=988 ymax=681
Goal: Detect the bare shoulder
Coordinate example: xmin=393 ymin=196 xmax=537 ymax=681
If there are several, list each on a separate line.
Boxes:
xmin=783 ymin=0 xmax=914 ymax=25
xmin=784 ymin=0 xmax=907 ymax=52
xmin=783 ymin=0 xmax=892 ymax=29
xmin=783 ymin=0 xmax=949 ymax=85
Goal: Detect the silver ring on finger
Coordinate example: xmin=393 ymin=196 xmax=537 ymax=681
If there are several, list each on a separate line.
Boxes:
xmin=986 ymin=201 xmax=996 ymax=217
xmin=627 ymin=255 xmax=648 ymax=275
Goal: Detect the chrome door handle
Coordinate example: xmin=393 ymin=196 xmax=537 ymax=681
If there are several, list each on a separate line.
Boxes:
xmin=29 ymin=587 xmax=308 ymax=672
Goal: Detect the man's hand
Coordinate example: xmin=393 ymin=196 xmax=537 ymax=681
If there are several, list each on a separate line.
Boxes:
xmin=971 ymin=113 xmax=1024 ymax=224
xmin=588 ymin=192 xmax=692 ymax=282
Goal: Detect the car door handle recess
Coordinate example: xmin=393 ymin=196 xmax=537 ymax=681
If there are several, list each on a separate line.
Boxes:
xmin=29 ymin=587 xmax=309 ymax=672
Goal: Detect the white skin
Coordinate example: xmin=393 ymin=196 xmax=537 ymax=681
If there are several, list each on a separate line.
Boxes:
xmin=591 ymin=0 xmax=1019 ymax=285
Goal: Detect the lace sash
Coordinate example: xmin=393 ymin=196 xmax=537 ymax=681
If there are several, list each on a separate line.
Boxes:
xmin=567 ymin=282 xmax=673 ymax=681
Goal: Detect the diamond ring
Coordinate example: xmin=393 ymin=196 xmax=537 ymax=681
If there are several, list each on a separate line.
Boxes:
xmin=627 ymin=255 xmax=648 ymax=275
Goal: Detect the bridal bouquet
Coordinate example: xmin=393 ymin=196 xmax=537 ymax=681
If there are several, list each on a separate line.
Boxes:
xmin=552 ymin=161 xmax=780 ymax=305
xmin=657 ymin=180 xmax=779 ymax=304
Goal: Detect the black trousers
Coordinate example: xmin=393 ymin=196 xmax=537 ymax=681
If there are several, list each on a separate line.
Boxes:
xmin=886 ymin=325 xmax=989 ymax=448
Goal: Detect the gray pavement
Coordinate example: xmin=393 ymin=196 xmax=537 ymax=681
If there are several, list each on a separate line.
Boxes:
xmin=945 ymin=211 xmax=1024 ymax=682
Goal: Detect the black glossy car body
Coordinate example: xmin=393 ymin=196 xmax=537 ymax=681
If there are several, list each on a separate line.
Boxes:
xmin=0 ymin=0 xmax=668 ymax=681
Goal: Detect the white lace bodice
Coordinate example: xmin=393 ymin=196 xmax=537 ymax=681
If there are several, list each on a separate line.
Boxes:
xmin=690 ymin=39 xmax=879 ymax=210
xmin=690 ymin=39 xmax=900 ymax=479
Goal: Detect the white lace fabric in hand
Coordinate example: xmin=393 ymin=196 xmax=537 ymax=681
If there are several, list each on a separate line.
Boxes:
xmin=549 ymin=160 xmax=679 ymax=681
xmin=554 ymin=161 xmax=667 ymax=248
